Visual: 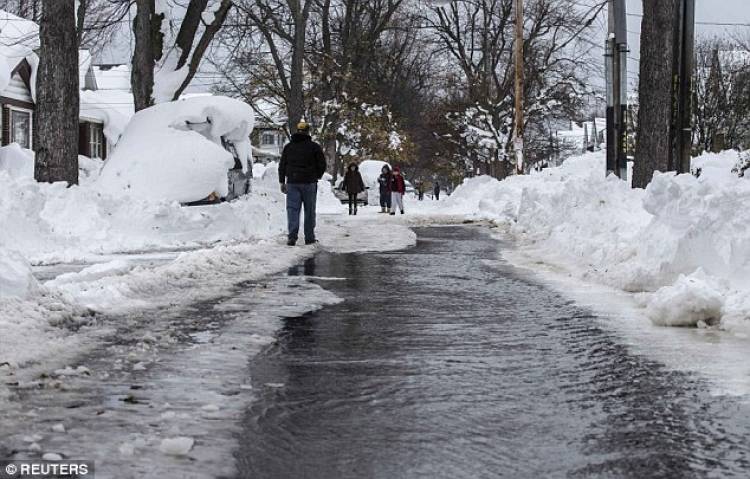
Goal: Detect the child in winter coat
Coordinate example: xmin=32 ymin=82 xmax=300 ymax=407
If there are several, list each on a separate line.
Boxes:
xmin=342 ymin=163 xmax=366 ymax=215
xmin=378 ymin=165 xmax=392 ymax=213
xmin=389 ymin=166 xmax=406 ymax=215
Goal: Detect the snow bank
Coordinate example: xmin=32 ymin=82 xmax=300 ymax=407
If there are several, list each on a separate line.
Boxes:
xmin=0 ymin=143 xmax=34 ymax=179
xmin=96 ymin=96 xmax=254 ymax=203
xmin=444 ymin=150 xmax=750 ymax=333
xmin=0 ymin=171 xmax=287 ymax=266
xmin=0 ymin=250 xmax=38 ymax=298
xmin=646 ymin=270 xmax=725 ymax=327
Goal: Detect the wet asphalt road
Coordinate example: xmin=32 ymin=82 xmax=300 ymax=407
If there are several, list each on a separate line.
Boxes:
xmin=236 ymin=226 xmax=750 ymax=479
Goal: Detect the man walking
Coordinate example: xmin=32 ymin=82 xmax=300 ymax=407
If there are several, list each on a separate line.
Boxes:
xmin=279 ymin=121 xmax=327 ymax=246
xmin=433 ymin=181 xmax=440 ymax=201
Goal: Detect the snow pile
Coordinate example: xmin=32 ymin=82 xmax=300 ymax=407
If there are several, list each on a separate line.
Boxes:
xmin=444 ymin=150 xmax=750 ymax=333
xmin=96 ymin=96 xmax=254 ymax=203
xmin=646 ymin=270 xmax=725 ymax=327
xmin=0 ymin=250 xmax=38 ymax=299
xmin=0 ymin=143 xmax=34 ymax=179
xmin=0 ymin=171 xmax=287 ymax=265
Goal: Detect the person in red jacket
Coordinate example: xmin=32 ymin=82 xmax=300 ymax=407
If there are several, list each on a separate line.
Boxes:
xmin=389 ymin=166 xmax=406 ymax=215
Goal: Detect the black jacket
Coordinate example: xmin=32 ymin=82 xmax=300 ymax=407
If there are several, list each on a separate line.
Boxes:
xmin=279 ymin=133 xmax=327 ymax=184
xmin=343 ymin=165 xmax=366 ymax=194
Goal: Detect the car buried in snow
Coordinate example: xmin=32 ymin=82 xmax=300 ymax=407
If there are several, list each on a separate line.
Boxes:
xmin=184 ymin=139 xmax=252 ymax=206
xmin=96 ymin=96 xmax=256 ymax=206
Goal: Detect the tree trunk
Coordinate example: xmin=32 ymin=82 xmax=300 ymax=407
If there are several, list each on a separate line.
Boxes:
xmin=34 ymin=0 xmax=79 ymax=185
xmin=131 ymin=0 xmax=163 ymax=112
xmin=634 ymin=0 xmax=677 ymax=188
xmin=325 ymin=137 xmax=337 ymax=181
xmin=287 ymin=1 xmax=309 ymax=132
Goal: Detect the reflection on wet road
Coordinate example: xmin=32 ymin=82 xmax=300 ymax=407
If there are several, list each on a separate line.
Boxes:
xmin=236 ymin=226 xmax=750 ymax=478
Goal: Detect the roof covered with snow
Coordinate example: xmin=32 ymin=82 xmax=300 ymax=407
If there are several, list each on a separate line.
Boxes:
xmin=0 ymin=10 xmax=39 ymax=96
xmin=92 ymin=64 xmax=131 ymax=91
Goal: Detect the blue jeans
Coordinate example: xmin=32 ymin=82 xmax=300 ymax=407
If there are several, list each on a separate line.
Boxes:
xmin=286 ymin=183 xmax=318 ymax=242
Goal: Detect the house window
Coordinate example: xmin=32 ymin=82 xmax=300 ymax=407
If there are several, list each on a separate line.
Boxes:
xmin=90 ymin=123 xmax=104 ymax=158
xmin=11 ymin=109 xmax=31 ymax=149
xmin=261 ymin=132 xmax=276 ymax=146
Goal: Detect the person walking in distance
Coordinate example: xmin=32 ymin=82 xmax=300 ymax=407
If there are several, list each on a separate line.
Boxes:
xmin=390 ymin=166 xmax=406 ymax=215
xmin=279 ymin=121 xmax=327 ymax=246
xmin=433 ymin=181 xmax=441 ymax=201
xmin=343 ymin=163 xmax=366 ymax=215
xmin=378 ymin=165 xmax=393 ymax=213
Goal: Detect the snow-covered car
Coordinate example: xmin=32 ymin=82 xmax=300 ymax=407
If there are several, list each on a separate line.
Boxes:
xmin=96 ymin=96 xmax=255 ymax=205
xmin=187 ymin=141 xmax=251 ymax=205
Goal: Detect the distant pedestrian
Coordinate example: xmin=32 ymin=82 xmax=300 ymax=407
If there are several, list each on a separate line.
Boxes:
xmin=378 ymin=165 xmax=393 ymax=213
xmin=433 ymin=181 xmax=440 ymax=201
xmin=390 ymin=166 xmax=406 ymax=215
xmin=417 ymin=181 xmax=425 ymax=201
xmin=279 ymin=121 xmax=327 ymax=246
xmin=343 ymin=163 xmax=366 ymax=215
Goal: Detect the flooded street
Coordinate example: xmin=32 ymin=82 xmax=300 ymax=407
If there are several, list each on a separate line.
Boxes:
xmin=237 ymin=226 xmax=750 ymax=478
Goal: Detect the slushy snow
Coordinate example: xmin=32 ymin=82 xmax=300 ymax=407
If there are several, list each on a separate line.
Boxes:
xmin=159 ymin=437 xmax=194 ymax=456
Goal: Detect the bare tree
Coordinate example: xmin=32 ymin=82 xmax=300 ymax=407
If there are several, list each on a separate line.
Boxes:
xmin=426 ymin=0 xmax=603 ymax=177
xmin=693 ymin=38 xmax=750 ymax=153
xmin=131 ymin=0 xmax=233 ymax=111
xmin=34 ymin=0 xmax=79 ymax=184
xmin=633 ymin=0 xmax=677 ymax=188
xmin=230 ymin=0 xmax=314 ymax=132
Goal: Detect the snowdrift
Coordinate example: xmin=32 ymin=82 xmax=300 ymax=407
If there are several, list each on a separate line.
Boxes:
xmin=97 ymin=96 xmax=255 ymax=203
xmin=444 ymin=150 xmax=750 ymax=333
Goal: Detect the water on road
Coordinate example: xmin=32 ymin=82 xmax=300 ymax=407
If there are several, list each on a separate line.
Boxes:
xmin=236 ymin=226 xmax=750 ymax=479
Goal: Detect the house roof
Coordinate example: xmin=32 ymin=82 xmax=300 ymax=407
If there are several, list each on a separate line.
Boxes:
xmin=92 ymin=64 xmax=131 ymax=91
xmin=0 ymin=10 xmax=39 ymax=97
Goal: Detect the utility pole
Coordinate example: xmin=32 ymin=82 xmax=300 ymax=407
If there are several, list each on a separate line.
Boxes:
xmin=671 ymin=0 xmax=695 ymax=173
xmin=605 ymin=0 xmax=628 ymax=180
xmin=513 ymin=0 xmax=524 ymax=175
